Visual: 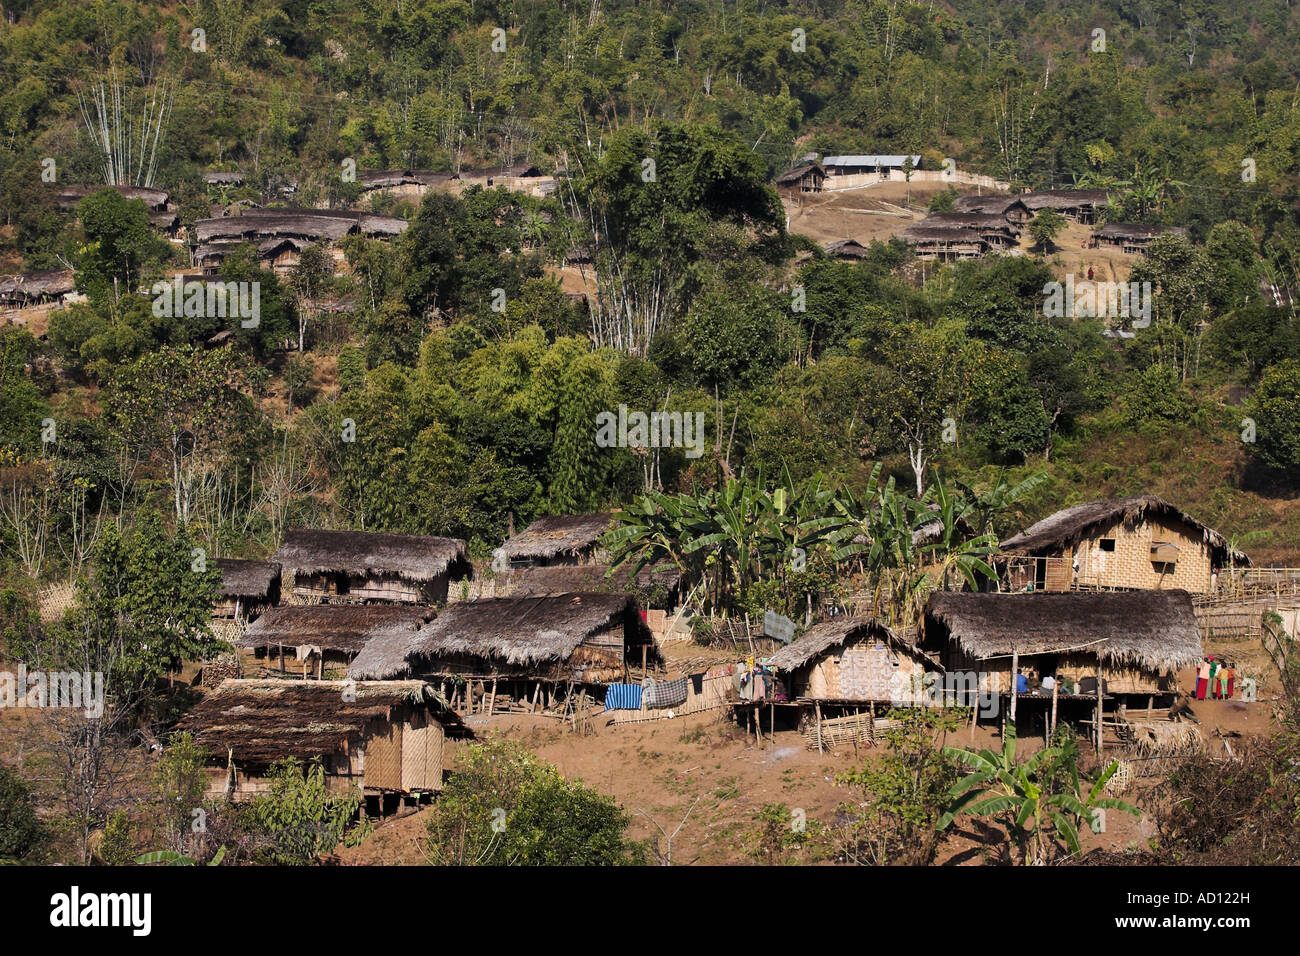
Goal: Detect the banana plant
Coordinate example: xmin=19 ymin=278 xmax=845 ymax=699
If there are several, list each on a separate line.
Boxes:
xmin=938 ymin=723 xmax=1139 ymax=865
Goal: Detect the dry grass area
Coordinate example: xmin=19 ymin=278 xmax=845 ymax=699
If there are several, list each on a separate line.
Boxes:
xmin=334 ymin=672 xmax=1283 ymax=866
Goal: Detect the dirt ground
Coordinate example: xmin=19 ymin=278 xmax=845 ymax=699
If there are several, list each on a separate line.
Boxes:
xmin=334 ymin=661 xmax=1284 ymax=867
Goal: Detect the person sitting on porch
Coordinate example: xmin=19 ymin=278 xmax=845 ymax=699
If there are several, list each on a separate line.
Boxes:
xmin=1015 ymin=670 xmax=1029 ymax=694
xmin=1041 ymin=674 xmax=1057 ymax=693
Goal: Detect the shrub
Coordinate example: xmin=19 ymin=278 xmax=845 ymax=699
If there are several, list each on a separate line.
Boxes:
xmin=0 ymin=765 xmax=44 ymax=862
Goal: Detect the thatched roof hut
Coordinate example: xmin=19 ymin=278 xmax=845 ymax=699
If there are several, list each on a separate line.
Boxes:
xmin=775 ymin=161 xmax=826 ymax=191
xmin=0 ymin=269 xmax=76 ymax=306
xmin=349 ymin=593 xmax=651 ymax=683
xmin=499 ymin=513 xmax=612 ymax=565
xmin=174 ymin=679 xmax=468 ymax=797
xmin=954 ymin=195 xmax=1030 ymax=220
xmin=57 ymin=184 xmax=170 ymax=210
xmin=822 ymin=238 xmax=871 ymax=259
xmin=506 ymin=562 xmax=682 ymax=600
xmin=1000 ymin=496 xmax=1247 ymax=568
xmin=273 ymin=529 xmax=471 ymax=603
xmin=767 ymin=616 xmax=932 ymax=703
xmin=1019 ymin=189 xmax=1112 ymax=222
xmin=923 ymin=590 xmax=1202 ymax=694
xmin=235 ymin=604 xmax=432 ymax=657
xmin=213 ymin=558 xmax=281 ymax=621
xmin=216 ymin=558 xmax=282 ymax=601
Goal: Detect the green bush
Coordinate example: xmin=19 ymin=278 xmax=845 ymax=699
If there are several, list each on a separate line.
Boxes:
xmin=0 ymin=766 xmax=44 ymax=862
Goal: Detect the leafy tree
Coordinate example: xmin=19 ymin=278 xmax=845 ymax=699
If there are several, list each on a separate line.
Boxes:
xmin=0 ymin=766 xmax=44 ymax=862
xmin=73 ymin=188 xmax=170 ymax=310
xmin=1028 ymin=209 xmax=1067 ymax=252
xmin=247 ymin=759 xmax=370 ymax=865
xmin=1248 ymin=359 xmax=1300 ymax=474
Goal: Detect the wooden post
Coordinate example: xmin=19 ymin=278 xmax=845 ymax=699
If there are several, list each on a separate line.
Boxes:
xmin=1050 ymin=679 xmax=1059 ymax=736
xmin=1009 ymin=650 xmax=1019 ymax=723
xmin=488 ymin=677 xmax=497 ymax=716
xmin=1095 ymin=672 xmax=1104 ymax=754
xmin=815 ymin=702 xmax=824 ymax=754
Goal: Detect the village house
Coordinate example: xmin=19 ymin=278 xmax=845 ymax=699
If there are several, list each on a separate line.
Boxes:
xmin=203 ymin=171 xmax=245 ymax=187
xmin=1090 ymin=222 xmax=1188 ymax=254
xmin=998 ymin=495 xmax=1248 ymax=593
xmin=357 ymin=168 xmax=460 ymax=202
xmin=822 ymin=154 xmax=921 ymax=177
xmin=503 ymin=562 xmax=682 ymax=612
xmin=902 ymin=223 xmax=987 ymax=260
xmin=272 ymin=528 xmax=472 ymax=604
xmin=174 ymin=679 xmax=469 ymax=809
xmin=234 ymin=603 xmax=432 ymax=678
xmin=954 ymin=194 xmax=1032 ymax=225
xmin=774 ymin=161 xmax=827 ymax=193
xmin=193 ymin=208 xmax=408 ymax=275
xmin=921 ymin=590 xmax=1203 ymax=738
xmin=57 ymin=184 xmax=184 ymax=242
xmin=822 ymin=238 xmax=872 ymax=260
xmin=0 ymin=269 xmax=79 ymax=324
xmin=745 ymin=617 xmax=937 ymax=750
xmin=498 ymin=512 xmax=613 ymax=568
xmin=348 ymin=593 xmax=657 ymax=714
xmin=1019 ymin=188 xmax=1112 ymax=224
xmin=213 ymin=558 xmax=281 ymax=623
xmin=916 ymin=213 xmax=1022 ymax=251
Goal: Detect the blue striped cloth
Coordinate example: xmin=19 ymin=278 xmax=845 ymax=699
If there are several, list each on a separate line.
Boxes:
xmin=604 ymin=683 xmax=644 ymax=710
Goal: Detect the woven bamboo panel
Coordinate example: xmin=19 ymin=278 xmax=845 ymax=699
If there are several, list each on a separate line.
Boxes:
xmin=401 ymin=714 xmax=444 ymax=791
xmin=363 ymin=722 xmax=402 ymax=790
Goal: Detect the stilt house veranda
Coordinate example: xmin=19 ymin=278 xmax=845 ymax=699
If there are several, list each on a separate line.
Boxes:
xmin=273 ymin=529 xmax=471 ymax=604
xmin=175 ymin=679 xmax=469 ymax=800
xmin=235 ymin=604 xmax=432 ymax=678
xmin=921 ymin=590 xmax=1203 ymax=701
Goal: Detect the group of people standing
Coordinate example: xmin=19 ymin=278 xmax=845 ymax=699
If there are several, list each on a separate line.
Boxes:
xmin=1194 ymin=656 xmax=1235 ymax=700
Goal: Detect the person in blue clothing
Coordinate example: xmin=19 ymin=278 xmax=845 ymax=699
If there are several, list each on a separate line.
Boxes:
xmin=1015 ymin=669 xmax=1029 ymax=694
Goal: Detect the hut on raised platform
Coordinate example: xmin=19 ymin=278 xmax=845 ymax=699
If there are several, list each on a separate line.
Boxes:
xmin=498 ymin=513 xmax=612 ymax=568
xmin=768 ymin=617 xmax=933 ymax=705
xmin=213 ymin=558 xmax=281 ymax=623
xmin=349 ymin=593 xmax=656 ymax=713
xmin=998 ymin=495 xmax=1248 ymax=593
xmin=922 ymin=590 xmax=1203 ymax=738
xmin=505 ymin=562 xmax=682 ymax=612
xmin=174 ymin=679 xmax=469 ymax=805
xmin=273 ymin=528 xmax=471 ymax=604
xmin=234 ymin=603 xmax=432 ymax=678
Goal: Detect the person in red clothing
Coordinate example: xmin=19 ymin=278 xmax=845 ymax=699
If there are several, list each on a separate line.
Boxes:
xmin=1195 ymin=657 xmax=1211 ymax=700
xmin=1087 ymin=266 xmax=1095 ymax=281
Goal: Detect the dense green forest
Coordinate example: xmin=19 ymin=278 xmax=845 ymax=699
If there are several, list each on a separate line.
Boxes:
xmin=0 ymin=0 xmax=1298 ymax=587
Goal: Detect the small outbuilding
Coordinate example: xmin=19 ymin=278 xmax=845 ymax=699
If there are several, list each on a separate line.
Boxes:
xmin=498 ymin=513 xmax=612 ymax=568
xmin=273 ymin=528 xmax=471 ymax=604
xmin=174 ymin=679 xmax=469 ymax=804
xmin=234 ymin=603 xmax=432 ymax=678
xmin=213 ymin=558 xmax=281 ymax=623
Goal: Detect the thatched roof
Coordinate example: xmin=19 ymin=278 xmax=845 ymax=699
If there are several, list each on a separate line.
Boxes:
xmin=58 ymin=184 xmax=169 ymax=209
xmin=775 ymin=162 xmax=825 ymax=185
xmin=1093 ymin=223 xmax=1187 ymax=240
xmin=174 ymin=679 xmax=467 ymax=767
xmin=925 ymin=590 xmax=1203 ymax=672
xmin=1020 ymin=189 xmax=1112 ymax=211
xmin=273 ymin=529 xmax=471 ymax=583
xmin=822 ymin=238 xmax=871 ymax=258
xmin=768 ymin=617 xmax=905 ymax=672
xmin=203 ymin=171 xmax=244 ymax=185
xmin=921 ymin=213 xmax=1021 ymax=235
xmin=359 ymin=169 xmax=459 ymax=188
xmin=505 ymin=562 xmax=682 ymax=597
xmin=215 ymin=558 xmax=281 ymax=599
xmin=349 ymin=593 xmax=640 ymax=679
xmin=500 ymin=513 xmax=612 ymax=561
xmin=235 ymin=604 xmax=432 ymax=654
xmin=903 ymin=226 xmax=986 ymax=243
xmin=0 ymin=269 xmax=75 ymax=300
xmin=954 ymin=195 xmax=1028 ymax=215
xmin=1000 ymin=496 xmax=1248 ymax=566
xmin=194 ymin=209 xmax=407 ymax=244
